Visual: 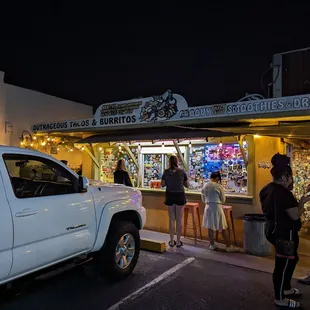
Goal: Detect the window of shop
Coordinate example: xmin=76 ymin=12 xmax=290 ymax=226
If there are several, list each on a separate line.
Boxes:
xmin=189 ymin=143 xmax=248 ymax=194
xmin=97 ymin=139 xmax=248 ymax=195
xmin=100 ymin=145 xmax=139 ymax=186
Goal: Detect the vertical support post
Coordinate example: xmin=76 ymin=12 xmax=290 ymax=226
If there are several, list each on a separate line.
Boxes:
xmin=173 ymin=140 xmax=188 ymax=172
xmin=237 ymin=135 xmax=248 ymax=168
xmin=84 ymin=144 xmax=100 ymax=169
xmin=123 ymin=142 xmax=140 ymax=187
xmin=122 ymin=143 xmax=139 ymax=169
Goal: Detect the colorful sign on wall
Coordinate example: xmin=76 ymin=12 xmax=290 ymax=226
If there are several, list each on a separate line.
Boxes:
xmin=31 ymin=90 xmax=310 ymax=133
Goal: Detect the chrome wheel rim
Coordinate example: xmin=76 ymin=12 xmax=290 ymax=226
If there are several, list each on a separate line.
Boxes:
xmin=115 ymin=233 xmax=135 ymax=269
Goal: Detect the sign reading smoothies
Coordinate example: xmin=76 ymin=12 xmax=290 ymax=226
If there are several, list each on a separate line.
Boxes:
xmin=32 ymin=90 xmax=310 ymax=133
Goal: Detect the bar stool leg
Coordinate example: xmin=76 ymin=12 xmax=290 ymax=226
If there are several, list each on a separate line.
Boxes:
xmin=224 ymin=210 xmax=231 ymax=242
xmin=192 ymin=208 xmax=197 ymax=245
xmin=196 ymin=207 xmax=203 ymax=240
xmin=183 ymin=208 xmax=189 ymax=238
xmin=229 ymin=210 xmax=237 ymax=244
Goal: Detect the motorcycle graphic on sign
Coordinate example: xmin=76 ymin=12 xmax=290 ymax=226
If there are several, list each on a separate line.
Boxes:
xmin=139 ymin=90 xmax=178 ymax=122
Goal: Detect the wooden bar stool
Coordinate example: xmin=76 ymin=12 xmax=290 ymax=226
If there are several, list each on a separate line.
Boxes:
xmin=183 ymin=202 xmax=203 ymax=245
xmin=215 ymin=205 xmax=237 ymax=244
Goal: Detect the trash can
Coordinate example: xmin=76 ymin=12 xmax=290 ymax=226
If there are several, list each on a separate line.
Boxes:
xmin=243 ymin=214 xmax=272 ymax=256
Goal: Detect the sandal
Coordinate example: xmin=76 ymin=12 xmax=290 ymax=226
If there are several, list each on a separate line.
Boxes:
xmin=168 ymin=241 xmax=176 ymax=247
xmin=285 ymin=288 xmax=303 ymax=298
xmin=274 ymin=299 xmax=300 ymax=308
xmin=176 ymin=241 xmax=183 ymax=248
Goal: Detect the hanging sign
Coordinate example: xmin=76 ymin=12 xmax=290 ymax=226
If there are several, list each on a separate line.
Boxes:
xmin=31 ymin=91 xmax=310 ymax=133
xmin=258 ymin=161 xmax=271 ymax=169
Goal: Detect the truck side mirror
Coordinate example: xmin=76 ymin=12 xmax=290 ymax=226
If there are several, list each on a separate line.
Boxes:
xmin=79 ymin=176 xmax=89 ymax=192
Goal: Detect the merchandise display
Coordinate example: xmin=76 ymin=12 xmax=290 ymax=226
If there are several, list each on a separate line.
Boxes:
xmin=143 ymin=154 xmax=164 ymax=187
xmin=292 ymin=149 xmax=310 ymax=232
xmin=189 ymin=144 xmax=248 ymax=194
xmin=99 ymin=142 xmax=248 ymax=194
xmin=100 ymin=146 xmax=138 ymax=186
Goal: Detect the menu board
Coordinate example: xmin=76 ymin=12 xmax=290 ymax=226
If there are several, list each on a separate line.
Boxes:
xmin=189 ymin=144 xmax=247 ymax=194
xmin=143 ymin=154 xmax=163 ymax=187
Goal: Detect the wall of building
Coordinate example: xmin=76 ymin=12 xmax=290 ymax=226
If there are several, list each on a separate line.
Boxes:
xmin=0 ymin=72 xmax=7 ymax=145
xmin=0 ymin=71 xmax=93 ymax=147
xmin=253 ymin=135 xmax=285 ymax=206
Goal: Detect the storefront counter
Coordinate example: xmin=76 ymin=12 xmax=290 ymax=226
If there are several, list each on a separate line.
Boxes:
xmin=139 ymin=188 xmax=256 ymax=246
xmin=139 ymin=188 xmax=253 ymax=204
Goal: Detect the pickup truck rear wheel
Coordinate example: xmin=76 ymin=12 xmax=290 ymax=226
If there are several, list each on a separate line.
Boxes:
xmin=97 ymin=220 xmax=140 ymax=281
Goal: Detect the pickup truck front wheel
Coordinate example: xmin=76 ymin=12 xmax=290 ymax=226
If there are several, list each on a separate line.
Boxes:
xmin=96 ymin=220 xmax=140 ymax=281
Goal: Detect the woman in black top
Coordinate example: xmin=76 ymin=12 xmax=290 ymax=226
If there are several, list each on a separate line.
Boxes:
xmin=260 ymin=153 xmax=310 ymax=308
xmin=114 ymin=159 xmax=133 ymax=187
xmin=161 ymin=155 xmax=189 ymax=248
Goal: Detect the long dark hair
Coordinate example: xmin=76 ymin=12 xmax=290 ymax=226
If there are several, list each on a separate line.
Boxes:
xmin=116 ymin=159 xmax=126 ymax=171
xmin=270 ymin=153 xmax=292 ymax=180
xmin=211 ymin=171 xmax=222 ymax=183
xmin=168 ymin=155 xmax=178 ymax=169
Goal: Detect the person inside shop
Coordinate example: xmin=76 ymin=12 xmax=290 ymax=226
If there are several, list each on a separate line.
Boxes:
xmin=201 ymin=171 xmax=239 ymax=252
xmin=114 ymin=159 xmax=133 ymax=187
xmin=161 ymin=155 xmax=189 ymax=248
xmin=77 ymin=164 xmax=82 ymax=176
xmin=260 ymin=153 xmax=310 ymax=309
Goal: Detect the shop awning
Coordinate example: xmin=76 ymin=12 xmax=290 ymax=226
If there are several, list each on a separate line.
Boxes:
xmin=77 ymin=126 xmax=236 ymax=144
xmin=212 ymin=121 xmax=310 ymax=140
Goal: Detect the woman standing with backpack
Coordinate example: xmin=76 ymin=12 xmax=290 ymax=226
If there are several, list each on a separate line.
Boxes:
xmin=260 ymin=153 xmax=310 ymax=308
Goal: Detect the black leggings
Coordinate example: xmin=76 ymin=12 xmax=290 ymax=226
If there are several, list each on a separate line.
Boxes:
xmin=266 ymin=234 xmax=299 ymax=300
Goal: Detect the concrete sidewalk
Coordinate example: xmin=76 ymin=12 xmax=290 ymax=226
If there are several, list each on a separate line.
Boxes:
xmin=140 ymin=229 xmax=310 ymax=279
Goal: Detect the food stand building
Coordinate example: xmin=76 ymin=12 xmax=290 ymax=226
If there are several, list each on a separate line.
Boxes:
xmin=29 ymin=90 xmax=310 ymax=246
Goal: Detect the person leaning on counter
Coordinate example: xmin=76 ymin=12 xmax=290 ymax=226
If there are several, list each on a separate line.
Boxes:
xmin=114 ymin=159 xmax=133 ymax=187
xmin=161 ymin=155 xmax=189 ymax=248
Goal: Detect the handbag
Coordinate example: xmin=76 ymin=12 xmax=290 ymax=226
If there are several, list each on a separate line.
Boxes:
xmin=273 ymin=191 xmax=295 ymax=259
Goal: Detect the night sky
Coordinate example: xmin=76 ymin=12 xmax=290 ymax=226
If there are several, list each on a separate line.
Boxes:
xmin=0 ymin=2 xmax=309 ymax=110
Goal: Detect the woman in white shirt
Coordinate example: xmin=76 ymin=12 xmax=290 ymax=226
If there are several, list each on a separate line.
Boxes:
xmin=201 ymin=171 xmax=237 ymax=252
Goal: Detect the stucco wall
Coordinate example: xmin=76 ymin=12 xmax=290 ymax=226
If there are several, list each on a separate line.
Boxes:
xmin=254 ymin=136 xmax=285 ymax=205
xmin=0 ymin=71 xmax=92 ymax=146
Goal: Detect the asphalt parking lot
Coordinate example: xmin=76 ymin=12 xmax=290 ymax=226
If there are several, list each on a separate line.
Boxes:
xmin=0 ymin=251 xmax=185 ymax=310
xmin=1 ymin=250 xmax=310 ymax=310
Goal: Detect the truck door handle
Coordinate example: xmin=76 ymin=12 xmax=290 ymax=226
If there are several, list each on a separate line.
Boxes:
xmin=15 ymin=209 xmax=39 ymax=217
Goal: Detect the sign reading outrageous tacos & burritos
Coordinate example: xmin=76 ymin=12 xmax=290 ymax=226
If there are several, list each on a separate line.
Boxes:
xmin=31 ymin=90 xmax=310 ymax=133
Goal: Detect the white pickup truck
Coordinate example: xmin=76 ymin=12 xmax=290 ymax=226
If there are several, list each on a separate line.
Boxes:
xmin=0 ymin=146 xmax=146 ymax=286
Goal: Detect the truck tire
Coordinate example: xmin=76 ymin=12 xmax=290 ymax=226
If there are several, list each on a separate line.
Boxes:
xmin=96 ymin=220 xmax=140 ymax=281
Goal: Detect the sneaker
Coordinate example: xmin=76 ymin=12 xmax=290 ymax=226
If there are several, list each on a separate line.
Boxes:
xmin=225 ymin=245 xmax=240 ymax=253
xmin=209 ymin=244 xmax=218 ymax=251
